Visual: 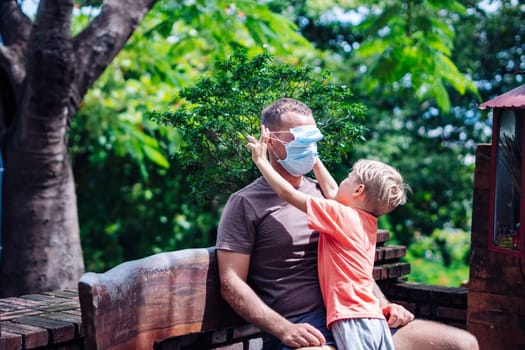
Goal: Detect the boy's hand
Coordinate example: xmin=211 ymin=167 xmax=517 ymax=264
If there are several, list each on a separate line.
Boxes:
xmin=247 ymin=125 xmax=270 ymax=164
xmin=382 ymin=303 xmax=415 ymax=328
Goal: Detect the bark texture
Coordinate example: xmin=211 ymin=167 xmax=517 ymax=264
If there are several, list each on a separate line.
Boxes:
xmin=0 ymin=0 xmax=158 ymax=296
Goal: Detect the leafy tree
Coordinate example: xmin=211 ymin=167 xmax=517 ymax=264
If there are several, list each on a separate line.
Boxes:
xmin=71 ymin=0 xmax=525 ymax=286
xmin=150 ymin=49 xmax=367 ymax=204
xmin=405 ymin=229 xmax=471 ymax=286
xmin=252 ymin=1 xmax=491 ymax=286
xmin=0 ymin=0 xmax=314 ymax=296
xmin=334 ymin=1 xmax=484 ymax=247
xmin=262 ymin=0 xmax=481 ymax=242
xmin=69 ymin=1 xmax=319 ymax=272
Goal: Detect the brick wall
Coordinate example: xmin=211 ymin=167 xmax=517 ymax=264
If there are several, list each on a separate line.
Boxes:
xmin=467 ymin=145 xmax=525 ymax=350
xmin=381 ymin=280 xmax=468 ymax=329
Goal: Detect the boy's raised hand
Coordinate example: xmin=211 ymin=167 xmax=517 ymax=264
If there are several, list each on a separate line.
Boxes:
xmin=247 ymin=125 xmax=270 ymax=164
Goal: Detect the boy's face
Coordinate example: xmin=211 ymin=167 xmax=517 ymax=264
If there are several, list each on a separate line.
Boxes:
xmin=337 ymin=171 xmax=364 ymax=205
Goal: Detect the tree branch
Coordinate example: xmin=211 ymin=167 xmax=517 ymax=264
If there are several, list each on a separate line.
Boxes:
xmin=0 ymin=0 xmax=32 ymax=85
xmin=0 ymin=0 xmax=32 ymax=45
xmin=0 ymin=0 xmax=31 ymax=140
xmin=71 ymin=0 xmax=159 ymax=110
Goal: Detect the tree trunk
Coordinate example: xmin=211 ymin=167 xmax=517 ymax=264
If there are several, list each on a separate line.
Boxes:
xmin=0 ymin=0 xmax=158 ymax=296
xmin=1 ymin=129 xmax=84 ymax=296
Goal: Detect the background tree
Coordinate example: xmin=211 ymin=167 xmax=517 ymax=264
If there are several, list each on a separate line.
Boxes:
xmin=268 ymin=0 xmax=523 ymax=284
xmin=150 ymin=49 xmax=367 ymax=203
xmin=72 ymin=0 xmax=487 ymax=282
xmin=68 ymin=1 xmax=317 ymax=271
xmin=0 ymin=0 xmax=312 ymax=296
xmin=4 ymin=0 xmax=523 ymax=290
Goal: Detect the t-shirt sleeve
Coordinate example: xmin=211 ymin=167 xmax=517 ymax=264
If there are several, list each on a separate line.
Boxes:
xmin=216 ymin=193 xmax=257 ymax=254
xmin=306 ymin=197 xmax=353 ymax=242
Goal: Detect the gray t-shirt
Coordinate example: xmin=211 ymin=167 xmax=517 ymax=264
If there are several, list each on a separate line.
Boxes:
xmin=216 ymin=176 xmax=325 ymax=318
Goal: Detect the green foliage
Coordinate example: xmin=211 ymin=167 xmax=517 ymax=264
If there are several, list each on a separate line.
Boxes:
xmin=70 ymin=0 xmax=320 ymax=271
xmin=278 ymin=0 xmax=486 ymax=251
xmin=352 ymin=0 xmax=480 ymax=112
xmin=69 ymin=0 xmax=525 ymax=286
xmin=150 ymin=49 xmax=367 ymax=202
xmin=72 ymin=140 xmax=219 ymax=272
xmin=403 ymin=228 xmax=471 ymax=286
xmin=352 ymin=104 xmax=477 ymax=247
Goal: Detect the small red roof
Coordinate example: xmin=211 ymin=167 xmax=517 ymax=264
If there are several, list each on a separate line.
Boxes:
xmin=479 ymin=84 xmax=525 ymax=109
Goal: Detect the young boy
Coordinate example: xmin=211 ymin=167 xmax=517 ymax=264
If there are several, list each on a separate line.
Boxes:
xmin=247 ymin=125 xmax=408 ymax=350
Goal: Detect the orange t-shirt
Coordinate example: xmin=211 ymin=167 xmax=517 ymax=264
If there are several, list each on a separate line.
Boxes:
xmin=306 ymin=197 xmax=385 ymax=329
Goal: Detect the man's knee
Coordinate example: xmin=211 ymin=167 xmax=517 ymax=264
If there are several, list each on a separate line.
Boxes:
xmin=461 ymin=331 xmax=479 ymax=350
xmin=392 ymin=319 xmax=479 ymax=350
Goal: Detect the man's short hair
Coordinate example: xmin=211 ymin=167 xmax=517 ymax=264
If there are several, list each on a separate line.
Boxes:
xmin=261 ymin=98 xmax=313 ymax=130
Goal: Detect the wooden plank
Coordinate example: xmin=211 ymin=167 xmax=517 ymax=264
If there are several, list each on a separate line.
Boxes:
xmin=0 ymin=308 xmax=42 ymax=321
xmin=34 ymin=301 xmax=79 ymax=313
xmin=375 ymin=245 xmax=406 ymax=262
xmin=373 ymin=266 xmax=388 ymax=280
xmin=42 ymin=290 xmax=79 ymax=300
xmin=377 ymin=230 xmax=390 ymax=244
xmin=40 ymin=311 xmax=83 ymax=337
xmin=0 ymin=330 xmax=23 ymax=350
xmin=19 ymin=294 xmax=72 ymax=308
xmin=373 ymin=262 xmax=411 ymax=280
xmin=0 ymin=297 xmax=44 ymax=309
xmin=13 ymin=315 xmax=75 ymax=344
xmin=1 ymin=321 xmax=49 ymax=349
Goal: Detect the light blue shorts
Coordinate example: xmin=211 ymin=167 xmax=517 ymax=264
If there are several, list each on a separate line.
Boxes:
xmin=332 ymin=318 xmax=395 ymax=350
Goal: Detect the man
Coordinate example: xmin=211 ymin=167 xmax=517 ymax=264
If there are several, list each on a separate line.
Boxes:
xmin=216 ymin=98 xmax=479 ymax=350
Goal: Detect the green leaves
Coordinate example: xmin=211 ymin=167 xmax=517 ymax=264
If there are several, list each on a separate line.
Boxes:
xmin=150 ymin=49 xmax=367 ymax=202
xmin=353 ymin=0 xmax=478 ymax=112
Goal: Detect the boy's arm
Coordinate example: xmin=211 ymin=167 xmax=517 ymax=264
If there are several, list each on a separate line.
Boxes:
xmin=246 ymin=127 xmax=308 ymax=212
xmin=313 ymin=157 xmax=338 ymax=199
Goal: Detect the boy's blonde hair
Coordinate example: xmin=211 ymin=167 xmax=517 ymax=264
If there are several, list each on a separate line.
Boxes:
xmin=351 ymin=159 xmax=408 ymax=216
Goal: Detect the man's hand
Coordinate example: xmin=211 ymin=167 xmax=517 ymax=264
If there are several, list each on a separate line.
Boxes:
xmin=280 ymin=322 xmax=326 ymax=348
xmin=382 ymin=303 xmax=415 ymax=328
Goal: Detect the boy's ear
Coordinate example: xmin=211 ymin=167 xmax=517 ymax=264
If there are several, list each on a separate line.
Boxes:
xmin=353 ymin=184 xmax=365 ymax=195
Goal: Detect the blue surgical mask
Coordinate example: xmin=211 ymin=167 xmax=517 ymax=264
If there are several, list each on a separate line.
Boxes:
xmin=276 ymin=125 xmax=323 ymax=176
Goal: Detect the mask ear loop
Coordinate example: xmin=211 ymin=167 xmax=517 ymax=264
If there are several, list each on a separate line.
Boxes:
xmin=269 ymin=136 xmax=291 ymax=145
xmin=268 ymin=136 xmax=285 ymax=161
xmin=269 ymin=130 xmax=296 ymax=144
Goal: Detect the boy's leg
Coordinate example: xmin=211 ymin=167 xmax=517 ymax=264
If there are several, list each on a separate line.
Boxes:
xmin=332 ymin=318 xmax=394 ymax=350
xmin=392 ymin=319 xmax=479 ymax=350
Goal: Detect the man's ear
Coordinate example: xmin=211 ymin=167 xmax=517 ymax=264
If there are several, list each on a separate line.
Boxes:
xmin=267 ymin=137 xmax=275 ymax=151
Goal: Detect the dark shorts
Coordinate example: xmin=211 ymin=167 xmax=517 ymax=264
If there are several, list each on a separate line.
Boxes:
xmin=262 ymin=308 xmax=336 ymax=350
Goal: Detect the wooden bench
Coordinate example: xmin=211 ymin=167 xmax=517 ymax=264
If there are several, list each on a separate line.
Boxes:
xmin=78 ymin=231 xmax=410 ymax=350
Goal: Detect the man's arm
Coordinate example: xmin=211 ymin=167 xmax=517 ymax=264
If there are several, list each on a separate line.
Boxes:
xmin=217 ymin=249 xmax=326 ymax=348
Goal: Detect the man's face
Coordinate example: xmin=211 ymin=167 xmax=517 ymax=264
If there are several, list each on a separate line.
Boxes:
xmin=269 ymin=111 xmax=315 ymax=160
